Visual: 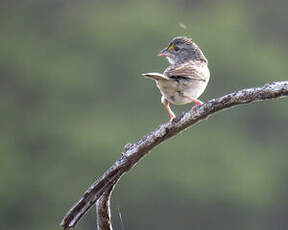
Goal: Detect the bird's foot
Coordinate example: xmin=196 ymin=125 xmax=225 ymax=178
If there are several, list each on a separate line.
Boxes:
xmin=169 ymin=115 xmax=176 ymax=123
xmin=192 ymin=100 xmax=204 ymax=111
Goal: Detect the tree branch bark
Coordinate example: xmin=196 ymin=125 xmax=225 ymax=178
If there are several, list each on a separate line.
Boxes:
xmin=96 ymin=183 xmax=115 ymax=230
xmin=60 ymin=81 xmax=288 ymax=230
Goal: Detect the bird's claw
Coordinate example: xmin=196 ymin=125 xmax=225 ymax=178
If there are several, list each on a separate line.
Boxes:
xmin=169 ymin=115 xmax=176 ymax=123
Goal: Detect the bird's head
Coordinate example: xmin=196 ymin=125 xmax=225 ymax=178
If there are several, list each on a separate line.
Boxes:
xmin=158 ymin=36 xmax=207 ymax=64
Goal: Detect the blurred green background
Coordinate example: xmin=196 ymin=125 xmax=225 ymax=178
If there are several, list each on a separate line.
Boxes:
xmin=1 ymin=0 xmax=288 ymax=229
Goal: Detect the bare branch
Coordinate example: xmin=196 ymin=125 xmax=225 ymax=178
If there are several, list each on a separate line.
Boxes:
xmin=60 ymin=81 xmax=288 ymax=230
xmin=96 ymin=183 xmax=116 ymax=230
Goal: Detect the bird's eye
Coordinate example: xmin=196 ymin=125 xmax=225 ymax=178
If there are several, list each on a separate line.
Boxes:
xmin=174 ymin=46 xmax=180 ymax=51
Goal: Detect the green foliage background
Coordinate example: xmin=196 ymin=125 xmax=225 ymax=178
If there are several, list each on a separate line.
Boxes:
xmin=1 ymin=0 xmax=288 ymax=229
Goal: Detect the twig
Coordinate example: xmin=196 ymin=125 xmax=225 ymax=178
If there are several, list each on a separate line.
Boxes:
xmin=60 ymin=81 xmax=288 ymax=230
xmin=96 ymin=183 xmax=115 ymax=230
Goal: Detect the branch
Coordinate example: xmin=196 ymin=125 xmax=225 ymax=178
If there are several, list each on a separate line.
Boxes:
xmin=96 ymin=183 xmax=115 ymax=230
xmin=60 ymin=81 xmax=288 ymax=230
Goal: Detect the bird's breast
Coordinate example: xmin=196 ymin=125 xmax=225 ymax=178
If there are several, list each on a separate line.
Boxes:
xmin=156 ymin=77 xmax=208 ymax=105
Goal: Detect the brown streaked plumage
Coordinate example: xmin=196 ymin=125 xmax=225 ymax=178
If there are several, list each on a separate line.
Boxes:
xmin=142 ymin=36 xmax=210 ymax=121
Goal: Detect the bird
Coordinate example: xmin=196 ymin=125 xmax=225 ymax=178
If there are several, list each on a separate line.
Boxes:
xmin=142 ymin=36 xmax=210 ymax=121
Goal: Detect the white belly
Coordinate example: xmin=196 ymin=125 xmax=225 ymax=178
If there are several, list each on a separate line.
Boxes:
xmin=156 ymin=66 xmax=210 ymax=105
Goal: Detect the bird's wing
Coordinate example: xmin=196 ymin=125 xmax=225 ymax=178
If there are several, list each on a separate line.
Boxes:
xmin=142 ymin=72 xmax=170 ymax=81
xmin=164 ymin=63 xmax=207 ymax=82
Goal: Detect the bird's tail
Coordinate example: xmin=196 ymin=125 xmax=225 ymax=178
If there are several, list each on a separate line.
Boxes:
xmin=142 ymin=72 xmax=169 ymax=81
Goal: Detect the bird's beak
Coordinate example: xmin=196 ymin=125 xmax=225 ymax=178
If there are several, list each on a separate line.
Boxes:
xmin=157 ymin=47 xmax=169 ymax=57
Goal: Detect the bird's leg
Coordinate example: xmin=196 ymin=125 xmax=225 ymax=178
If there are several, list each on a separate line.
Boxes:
xmin=161 ymin=97 xmax=176 ymax=122
xmin=183 ymin=95 xmax=203 ymax=109
xmin=182 ymin=95 xmax=209 ymax=119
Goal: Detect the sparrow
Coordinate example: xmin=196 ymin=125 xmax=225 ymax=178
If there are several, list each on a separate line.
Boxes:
xmin=142 ymin=36 xmax=210 ymax=121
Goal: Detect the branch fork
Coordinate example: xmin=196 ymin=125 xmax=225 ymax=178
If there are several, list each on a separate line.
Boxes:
xmin=60 ymin=81 xmax=288 ymax=230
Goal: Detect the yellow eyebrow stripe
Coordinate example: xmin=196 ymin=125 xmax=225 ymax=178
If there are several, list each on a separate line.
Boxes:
xmin=168 ymin=43 xmax=175 ymax=51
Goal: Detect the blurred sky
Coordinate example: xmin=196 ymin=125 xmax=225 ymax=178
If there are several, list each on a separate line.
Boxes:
xmin=0 ymin=0 xmax=288 ymax=230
